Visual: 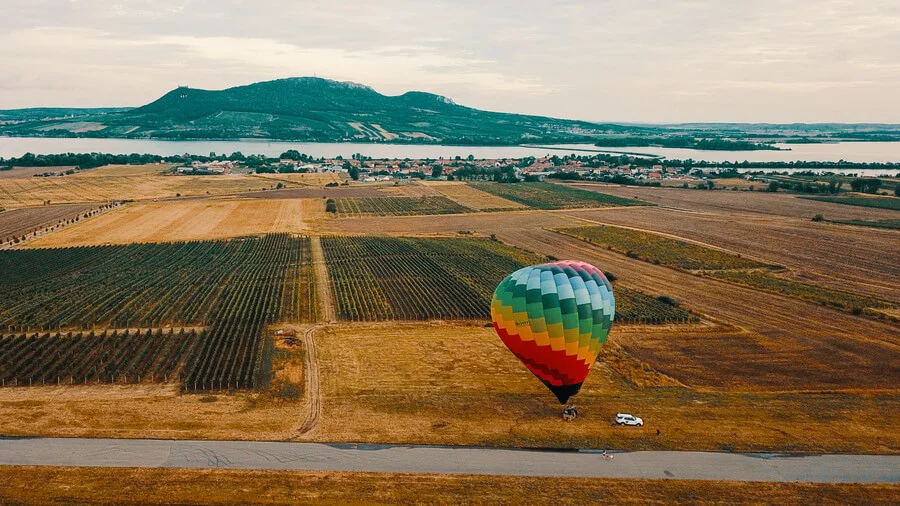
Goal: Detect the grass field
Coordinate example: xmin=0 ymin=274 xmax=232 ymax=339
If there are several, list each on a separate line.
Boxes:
xmin=803 ymin=194 xmax=900 ymax=210
xmin=1 ymin=467 xmax=896 ymax=505
xmin=559 ymin=225 xmax=777 ymax=271
xmin=26 ymin=198 xmax=308 ymax=247
xmin=308 ymin=322 xmax=898 ymax=453
xmin=470 ymin=182 xmax=648 ymax=209
xmin=332 ymin=196 xmax=472 ymax=216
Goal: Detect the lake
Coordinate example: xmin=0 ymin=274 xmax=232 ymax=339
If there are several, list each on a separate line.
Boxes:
xmin=1 ymin=137 xmax=900 ymax=165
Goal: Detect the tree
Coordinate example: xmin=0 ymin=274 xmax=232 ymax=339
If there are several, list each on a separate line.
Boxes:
xmin=766 ymin=181 xmax=780 ymax=192
xmin=864 ymin=179 xmax=882 ymax=194
xmin=431 ymin=164 xmax=443 ymax=178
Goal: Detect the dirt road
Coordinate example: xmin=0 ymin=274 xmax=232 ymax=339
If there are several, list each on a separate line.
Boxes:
xmin=309 ymin=236 xmax=337 ymax=323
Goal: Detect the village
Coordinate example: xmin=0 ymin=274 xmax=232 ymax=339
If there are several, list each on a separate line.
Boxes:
xmin=172 ymin=153 xmax=747 ymax=187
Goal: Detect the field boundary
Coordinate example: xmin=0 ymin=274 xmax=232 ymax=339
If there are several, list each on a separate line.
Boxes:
xmin=309 ymin=236 xmax=336 ymax=322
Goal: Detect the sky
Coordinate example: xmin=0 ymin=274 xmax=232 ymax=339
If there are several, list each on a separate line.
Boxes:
xmin=2 ymin=0 xmax=899 ymax=123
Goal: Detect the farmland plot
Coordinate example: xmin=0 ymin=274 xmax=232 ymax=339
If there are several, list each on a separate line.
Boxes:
xmin=470 ymin=182 xmax=648 ymax=210
xmin=0 ymin=234 xmax=315 ymax=390
xmin=321 ymin=236 xmax=694 ymax=323
xmin=332 ymin=196 xmax=472 ymax=216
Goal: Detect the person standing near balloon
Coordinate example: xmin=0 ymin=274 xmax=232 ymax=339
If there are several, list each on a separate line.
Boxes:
xmin=491 ymin=260 xmax=615 ymax=416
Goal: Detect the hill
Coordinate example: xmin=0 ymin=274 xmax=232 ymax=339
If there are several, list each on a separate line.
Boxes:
xmin=0 ymin=77 xmax=629 ymax=144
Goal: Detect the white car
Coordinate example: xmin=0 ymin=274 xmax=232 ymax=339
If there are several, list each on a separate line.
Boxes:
xmin=615 ymin=413 xmax=643 ymax=426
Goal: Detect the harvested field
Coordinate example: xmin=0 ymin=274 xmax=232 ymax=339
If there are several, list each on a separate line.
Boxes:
xmin=471 ymin=181 xmax=647 ymax=209
xmin=557 ymin=224 xmax=896 ymax=314
xmin=422 ymin=181 xmax=526 ymax=210
xmin=804 ymin=195 xmax=900 ymax=211
xmin=305 ymin=322 xmax=898 ymax=453
xmin=493 ymin=229 xmax=900 ymax=391
xmin=4 ymin=467 xmax=896 ymax=506
xmin=0 ymin=164 xmax=337 ymax=208
xmin=565 ymin=182 xmax=900 ymax=220
xmin=565 ymin=206 xmax=900 ymax=302
xmin=377 ymin=182 xmax=443 ymax=198
xmin=0 ymin=381 xmax=308 ymax=440
xmin=310 ymin=208 xmax=576 ymax=235
xmin=0 ymin=166 xmax=76 ymax=178
xmin=251 ymin=172 xmax=343 ymax=186
xmin=76 ymin=163 xmax=173 ymax=177
xmin=0 ymin=203 xmax=94 ymax=242
xmin=27 ymin=198 xmax=307 ymax=247
xmin=242 ymin=187 xmax=384 ymax=199
xmin=332 ymin=196 xmax=471 ymax=216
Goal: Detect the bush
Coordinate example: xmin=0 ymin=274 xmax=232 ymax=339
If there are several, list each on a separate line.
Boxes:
xmin=273 ymin=384 xmax=300 ymax=401
xmin=812 ymin=214 xmax=824 ymax=222
xmin=656 ymin=295 xmax=679 ymax=307
xmin=325 ymin=199 xmax=337 ymax=213
xmin=604 ymin=272 xmax=617 ymax=282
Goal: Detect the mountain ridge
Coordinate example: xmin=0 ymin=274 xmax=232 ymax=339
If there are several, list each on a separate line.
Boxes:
xmin=0 ymin=77 xmax=621 ymax=144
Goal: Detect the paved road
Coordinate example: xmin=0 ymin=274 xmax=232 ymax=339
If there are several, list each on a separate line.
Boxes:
xmin=1 ymin=438 xmax=898 ymax=483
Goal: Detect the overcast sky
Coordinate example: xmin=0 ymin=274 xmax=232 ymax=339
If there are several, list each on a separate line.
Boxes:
xmin=2 ymin=0 xmax=898 ymax=122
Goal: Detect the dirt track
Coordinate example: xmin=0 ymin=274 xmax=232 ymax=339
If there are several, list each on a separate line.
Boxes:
xmin=309 ymin=236 xmax=337 ymax=322
xmin=295 ymin=325 xmax=323 ymax=435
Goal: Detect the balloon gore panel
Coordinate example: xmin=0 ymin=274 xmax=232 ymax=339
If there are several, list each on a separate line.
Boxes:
xmin=491 ymin=260 xmax=615 ymax=404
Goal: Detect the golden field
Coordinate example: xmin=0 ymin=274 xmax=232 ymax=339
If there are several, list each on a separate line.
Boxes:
xmin=0 ymin=467 xmax=896 ymax=505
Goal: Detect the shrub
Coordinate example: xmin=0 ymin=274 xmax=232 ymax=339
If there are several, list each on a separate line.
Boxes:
xmin=812 ymin=214 xmax=824 ymax=222
xmin=656 ymin=295 xmax=679 ymax=307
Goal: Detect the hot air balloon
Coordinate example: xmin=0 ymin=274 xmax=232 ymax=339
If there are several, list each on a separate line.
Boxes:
xmin=491 ymin=260 xmax=615 ymax=405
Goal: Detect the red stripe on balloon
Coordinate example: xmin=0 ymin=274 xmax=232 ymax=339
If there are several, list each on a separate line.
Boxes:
xmin=494 ymin=323 xmax=591 ymax=387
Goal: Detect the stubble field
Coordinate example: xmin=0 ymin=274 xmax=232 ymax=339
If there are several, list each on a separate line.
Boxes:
xmin=0 ymin=164 xmax=340 ymax=208
xmin=26 ymin=198 xmax=309 ymax=246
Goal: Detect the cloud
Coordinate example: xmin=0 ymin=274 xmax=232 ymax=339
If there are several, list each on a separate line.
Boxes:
xmin=0 ymin=0 xmax=898 ymax=122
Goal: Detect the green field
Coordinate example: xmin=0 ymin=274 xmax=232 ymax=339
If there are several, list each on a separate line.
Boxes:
xmin=559 ymin=225 xmax=777 ymax=271
xmin=321 ymin=235 xmax=690 ymax=323
xmin=826 ymin=218 xmax=900 ymax=230
xmin=706 ymin=270 xmax=896 ymax=313
xmin=333 ymin=196 xmax=471 ymax=216
xmin=803 ymin=195 xmax=900 ymax=210
xmin=0 ymin=234 xmax=315 ymax=390
xmin=470 ymin=182 xmax=648 ymax=210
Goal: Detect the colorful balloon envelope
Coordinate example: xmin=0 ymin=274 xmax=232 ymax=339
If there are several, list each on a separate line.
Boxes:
xmin=491 ymin=260 xmax=615 ymax=404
